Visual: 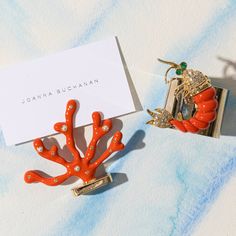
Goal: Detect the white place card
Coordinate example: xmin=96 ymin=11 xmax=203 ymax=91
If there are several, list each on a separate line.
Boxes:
xmin=0 ymin=37 xmax=135 ymax=146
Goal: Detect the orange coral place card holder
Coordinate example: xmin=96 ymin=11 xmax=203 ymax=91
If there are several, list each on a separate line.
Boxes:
xmin=25 ymin=100 xmax=125 ymax=196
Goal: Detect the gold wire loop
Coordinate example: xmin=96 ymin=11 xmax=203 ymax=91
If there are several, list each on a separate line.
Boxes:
xmin=158 ymin=58 xmax=180 ymax=84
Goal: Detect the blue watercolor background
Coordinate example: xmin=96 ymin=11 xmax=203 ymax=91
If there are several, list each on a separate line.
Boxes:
xmin=0 ymin=1 xmax=236 ymax=236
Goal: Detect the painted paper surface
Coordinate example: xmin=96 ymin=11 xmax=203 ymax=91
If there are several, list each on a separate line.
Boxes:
xmin=0 ymin=1 xmax=236 ymax=236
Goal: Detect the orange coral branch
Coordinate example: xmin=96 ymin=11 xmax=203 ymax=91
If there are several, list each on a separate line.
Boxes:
xmin=24 ymin=171 xmax=69 ymax=186
xmin=84 ymin=112 xmax=112 ymax=164
xmin=33 ymin=139 xmax=68 ymax=166
xmin=89 ymin=131 xmax=124 ymax=170
xmin=24 ymin=100 xmax=125 ymax=186
xmin=54 ymin=100 xmax=82 ymax=164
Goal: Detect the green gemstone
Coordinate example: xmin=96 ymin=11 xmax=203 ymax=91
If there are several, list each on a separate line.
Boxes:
xmin=180 ymin=62 xmax=187 ymax=70
xmin=176 ymin=68 xmax=183 ymax=75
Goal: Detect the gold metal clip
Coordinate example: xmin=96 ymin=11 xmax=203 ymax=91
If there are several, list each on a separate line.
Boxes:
xmin=71 ymin=174 xmax=113 ymax=197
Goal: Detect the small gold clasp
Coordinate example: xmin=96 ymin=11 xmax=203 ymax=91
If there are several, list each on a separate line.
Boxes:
xmin=71 ymin=174 xmax=113 ymax=197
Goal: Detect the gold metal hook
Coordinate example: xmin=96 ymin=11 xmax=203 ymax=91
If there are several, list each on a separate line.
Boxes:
xmin=157 ymin=58 xmax=179 ymax=67
xmin=164 ymin=66 xmax=176 ymax=84
xmin=158 ymin=58 xmax=180 ymax=84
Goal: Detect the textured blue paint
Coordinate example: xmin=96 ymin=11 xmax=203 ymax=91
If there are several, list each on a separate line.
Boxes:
xmin=182 ymin=152 xmax=236 ymax=236
xmin=73 ymin=0 xmax=119 ymax=46
xmin=0 ymin=1 xmax=41 ymax=56
xmin=1 ymin=1 xmax=236 ymax=236
xmin=169 ymin=165 xmax=189 ymax=236
xmin=56 ymin=2 xmax=236 ymax=234
xmin=160 ymin=3 xmax=236 ymax=235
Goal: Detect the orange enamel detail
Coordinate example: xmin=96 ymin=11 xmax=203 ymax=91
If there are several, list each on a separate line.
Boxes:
xmin=170 ymin=87 xmax=218 ymax=133
xmin=182 ymin=120 xmax=199 ymax=133
xmin=193 ymin=87 xmax=216 ymax=103
xmin=189 ymin=117 xmax=209 ymax=130
xmin=170 ymin=120 xmax=187 ymax=132
xmin=24 ymin=100 xmax=125 ymax=186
